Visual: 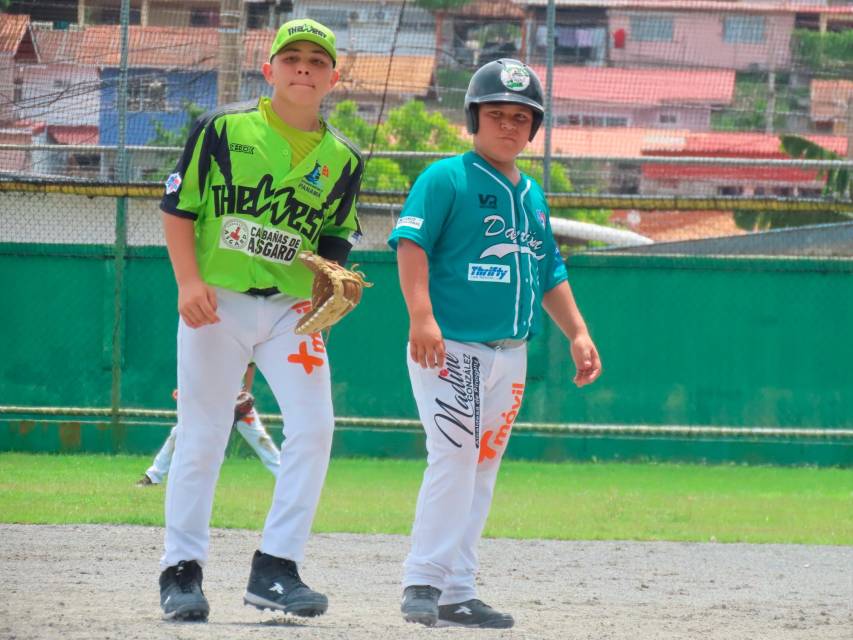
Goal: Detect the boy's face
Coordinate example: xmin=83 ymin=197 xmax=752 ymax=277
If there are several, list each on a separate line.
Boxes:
xmin=263 ymin=42 xmax=339 ymax=107
xmin=473 ymin=102 xmax=534 ymax=163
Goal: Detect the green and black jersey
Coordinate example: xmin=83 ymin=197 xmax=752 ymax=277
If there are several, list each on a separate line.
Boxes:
xmin=161 ymin=98 xmax=363 ymax=299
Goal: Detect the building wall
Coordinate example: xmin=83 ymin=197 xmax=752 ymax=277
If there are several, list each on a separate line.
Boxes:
xmin=609 ymin=11 xmax=794 ymax=71
xmin=294 ymin=2 xmax=435 ymax=55
xmin=19 ymin=65 xmax=100 ymax=127
xmin=553 ymin=100 xmax=711 ymax=131
xmin=98 ymin=68 xmax=217 ymax=144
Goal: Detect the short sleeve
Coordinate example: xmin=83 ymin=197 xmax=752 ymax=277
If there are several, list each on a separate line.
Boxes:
xmin=541 ymin=206 xmax=568 ymax=292
xmin=387 ymin=160 xmax=456 ymax=254
xmin=160 ymin=114 xmax=214 ymax=220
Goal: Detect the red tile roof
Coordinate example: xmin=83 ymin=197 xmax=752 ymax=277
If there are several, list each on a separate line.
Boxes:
xmin=642 ymin=131 xmax=847 ymax=182
xmin=32 ymin=27 xmax=86 ymax=64
xmin=531 ymin=66 xmax=735 ymax=106
xmin=47 ymin=125 xmax=99 ymax=145
xmin=0 ymin=14 xmax=30 ymax=55
xmin=80 ymin=26 xmax=220 ymax=69
xmin=810 ymin=80 xmax=853 ymax=123
xmin=650 ymin=131 xmax=848 ymax=157
xmin=526 ymin=126 xmax=691 ymax=157
xmin=609 ymin=209 xmax=745 ymax=242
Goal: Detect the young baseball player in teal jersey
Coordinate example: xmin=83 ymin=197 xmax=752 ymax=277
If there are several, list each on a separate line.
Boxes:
xmin=157 ymin=19 xmax=363 ymax=623
xmin=388 ymin=59 xmax=602 ymax=628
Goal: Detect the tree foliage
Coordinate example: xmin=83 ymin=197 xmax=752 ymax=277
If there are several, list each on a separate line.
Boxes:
xmin=792 ymin=28 xmax=853 ymax=74
xmin=413 ymin=0 xmax=473 ymax=10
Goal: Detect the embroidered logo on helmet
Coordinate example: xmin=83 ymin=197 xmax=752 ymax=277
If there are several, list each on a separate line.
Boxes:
xmin=500 ymin=63 xmax=530 ymax=91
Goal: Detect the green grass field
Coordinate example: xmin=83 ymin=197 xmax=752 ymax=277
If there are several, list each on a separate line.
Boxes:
xmin=1 ymin=453 xmax=851 ymax=545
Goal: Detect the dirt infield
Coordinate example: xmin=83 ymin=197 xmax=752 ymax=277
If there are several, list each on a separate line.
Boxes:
xmin=1 ymin=524 xmax=851 ymax=640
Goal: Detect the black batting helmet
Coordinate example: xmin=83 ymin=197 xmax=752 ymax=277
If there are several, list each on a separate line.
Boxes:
xmin=464 ymin=58 xmax=545 ymax=141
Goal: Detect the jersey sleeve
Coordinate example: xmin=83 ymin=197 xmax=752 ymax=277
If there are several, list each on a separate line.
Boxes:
xmin=541 ymin=203 xmax=569 ymax=293
xmin=159 ymin=113 xmax=215 ymax=220
xmin=387 ymin=160 xmax=455 ymax=254
xmin=317 ymin=153 xmax=364 ymax=265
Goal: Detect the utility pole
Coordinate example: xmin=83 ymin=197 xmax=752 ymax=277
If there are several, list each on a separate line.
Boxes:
xmin=218 ymin=0 xmax=243 ymax=105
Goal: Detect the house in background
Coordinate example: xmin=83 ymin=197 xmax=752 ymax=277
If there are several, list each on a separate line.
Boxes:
xmin=810 ymin=80 xmax=853 ymax=135
xmin=516 ymin=1 xmax=853 ymax=70
xmin=293 ymin=0 xmax=435 ymax=57
xmin=530 ymin=65 xmax=735 ymax=130
xmin=24 ymin=25 xmax=101 ymax=176
xmin=85 ymin=25 xmax=219 ymax=179
xmin=641 ymin=131 xmax=848 ymax=198
xmin=0 ymin=14 xmax=37 ymax=123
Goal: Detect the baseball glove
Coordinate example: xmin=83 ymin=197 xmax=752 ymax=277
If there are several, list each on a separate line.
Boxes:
xmin=234 ymin=391 xmax=255 ymax=422
xmin=295 ymin=251 xmax=372 ymax=335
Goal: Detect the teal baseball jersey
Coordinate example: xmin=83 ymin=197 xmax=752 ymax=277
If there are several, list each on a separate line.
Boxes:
xmin=388 ymin=151 xmax=568 ymax=343
xmin=161 ymin=99 xmax=363 ymax=299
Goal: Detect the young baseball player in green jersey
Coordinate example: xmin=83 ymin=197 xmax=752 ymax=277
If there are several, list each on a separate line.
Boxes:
xmin=157 ymin=18 xmax=363 ymax=623
xmin=388 ymin=59 xmax=602 ymax=628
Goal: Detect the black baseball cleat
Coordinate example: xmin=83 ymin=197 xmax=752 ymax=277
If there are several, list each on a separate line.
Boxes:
xmin=243 ymin=550 xmax=328 ymax=617
xmin=401 ymin=584 xmax=442 ymax=626
xmin=159 ymin=560 xmax=210 ymax=622
xmin=437 ymin=598 xmax=515 ymax=628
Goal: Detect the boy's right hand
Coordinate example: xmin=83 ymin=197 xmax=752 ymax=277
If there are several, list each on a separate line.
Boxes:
xmin=409 ymin=314 xmax=445 ymax=369
xmin=177 ymin=279 xmax=220 ymax=328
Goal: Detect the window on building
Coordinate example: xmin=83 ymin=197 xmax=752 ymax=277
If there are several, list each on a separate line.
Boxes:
xmin=309 ymin=8 xmax=349 ymax=29
xmin=629 ymin=15 xmax=674 ymax=42
xmin=659 ymin=113 xmax=677 ymax=124
xmin=723 ymin=16 xmax=765 ymax=44
xmin=127 ymin=77 xmax=166 ymax=112
xmin=771 ymin=187 xmax=793 ymax=197
xmin=798 ymin=187 xmax=823 ymax=198
xmin=718 ymin=185 xmax=744 ymax=196
xmin=190 ymin=9 xmax=218 ymax=27
xmin=605 ymin=117 xmax=628 ymax=127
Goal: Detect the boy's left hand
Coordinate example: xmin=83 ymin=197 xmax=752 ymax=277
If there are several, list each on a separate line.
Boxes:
xmin=570 ymin=335 xmax=601 ymax=387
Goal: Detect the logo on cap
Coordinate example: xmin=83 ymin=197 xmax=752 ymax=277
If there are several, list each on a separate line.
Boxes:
xmin=500 ymin=63 xmax=530 ymax=92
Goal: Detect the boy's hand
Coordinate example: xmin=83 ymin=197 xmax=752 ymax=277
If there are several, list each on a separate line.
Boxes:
xmin=178 ymin=279 xmax=220 ymax=328
xmin=570 ymin=334 xmax=601 ymax=387
xmin=409 ymin=314 xmax=446 ymax=369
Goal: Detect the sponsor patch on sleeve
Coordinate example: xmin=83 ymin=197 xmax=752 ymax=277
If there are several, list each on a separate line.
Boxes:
xmin=468 ymin=263 xmax=511 ymax=284
xmin=396 ymin=216 xmax=424 ymax=230
xmin=165 ymin=172 xmax=182 ymax=194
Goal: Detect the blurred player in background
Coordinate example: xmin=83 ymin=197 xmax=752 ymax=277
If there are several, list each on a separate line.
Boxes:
xmin=136 ymin=363 xmax=279 ymax=486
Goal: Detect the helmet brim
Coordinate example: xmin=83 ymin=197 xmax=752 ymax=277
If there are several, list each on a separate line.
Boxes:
xmin=466 ymin=91 xmax=544 ymax=113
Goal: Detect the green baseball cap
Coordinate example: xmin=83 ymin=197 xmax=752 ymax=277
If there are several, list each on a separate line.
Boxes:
xmin=269 ymin=18 xmax=337 ymax=66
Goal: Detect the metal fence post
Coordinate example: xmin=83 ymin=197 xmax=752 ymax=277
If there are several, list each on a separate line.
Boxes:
xmin=111 ymin=0 xmax=131 ymax=428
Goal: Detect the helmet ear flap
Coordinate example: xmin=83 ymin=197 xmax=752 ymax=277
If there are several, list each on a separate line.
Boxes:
xmin=529 ymin=112 xmax=543 ymax=141
xmin=465 ymin=103 xmax=479 ymax=135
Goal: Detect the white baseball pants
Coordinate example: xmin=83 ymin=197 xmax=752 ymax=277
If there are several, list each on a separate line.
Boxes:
xmin=145 ymin=408 xmax=280 ymax=484
xmin=161 ymin=287 xmax=334 ymax=570
xmin=402 ymin=339 xmax=527 ymax=604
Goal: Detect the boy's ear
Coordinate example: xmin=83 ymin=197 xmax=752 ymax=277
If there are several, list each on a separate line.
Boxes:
xmin=261 ymin=61 xmax=273 ymax=84
xmin=328 ymin=68 xmax=340 ymax=89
